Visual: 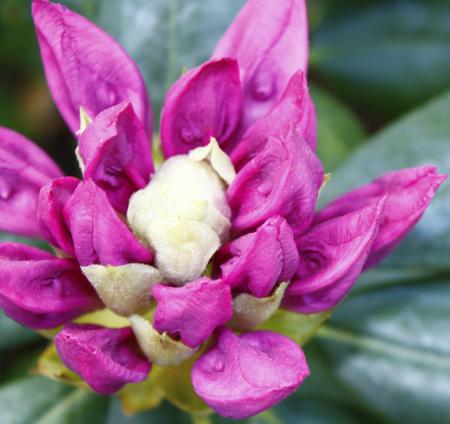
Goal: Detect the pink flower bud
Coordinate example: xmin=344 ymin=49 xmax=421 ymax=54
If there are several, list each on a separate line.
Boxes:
xmin=0 ymin=243 xmax=101 ymax=328
xmin=153 ymin=278 xmax=232 ymax=348
xmin=55 ymin=324 xmax=150 ymax=394
xmin=192 ymin=328 xmax=309 ymax=419
xmin=64 ymin=180 xmax=153 ymax=266
xmin=161 ymin=58 xmax=242 ymax=157
xmin=78 ymin=101 xmax=153 ymax=213
xmin=32 ymin=0 xmax=152 ymax=134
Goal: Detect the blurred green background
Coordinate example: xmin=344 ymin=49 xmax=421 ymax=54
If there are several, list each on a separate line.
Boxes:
xmin=0 ymin=0 xmax=449 ymax=423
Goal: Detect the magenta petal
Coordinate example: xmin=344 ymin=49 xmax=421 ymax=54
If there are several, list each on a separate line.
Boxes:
xmin=228 ymin=131 xmax=323 ymax=236
xmin=32 ymin=0 xmax=152 ymax=134
xmin=0 ymin=127 xmax=63 ymax=237
xmin=55 ymin=323 xmax=150 ymax=394
xmin=218 ymin=216 xmax=298 ymax=297
xmin=161 ymin=58 xmax=242 ymax=157
xmin=283 ymin=200 xmax=385 ymax=314
xmin=0 ymin=243 xmax=102 ymax=329
xmin=0 ymin=127 xmax=62 ymax=178
xmin=64 ymin=180 xmax=153 ymax=266
xmin=314 ymin=166 xmax=447 ymax=270
xmin=152 ymin=278 xmax=232 ymax=348
xmin=231 ymin=71 xmax=315 ymax=170
xmin=79 ymin=101 xmax=153 ymax=213
xmin=192 ymin=328 xmax=309 ymax=419
xmin=213 ymin=0 xmax=309 ymax=134
xmin=38 ymin=176 xmax=79 ymax=255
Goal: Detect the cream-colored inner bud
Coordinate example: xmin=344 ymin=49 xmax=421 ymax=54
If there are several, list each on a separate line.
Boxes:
xmin=76 ymin=106 xmax=92 ymax=136
xmin=231 ymin=282 xmax=289 ymax=330
xmin=75 ymin=106 xmax=93 ymax=174
xmin=127 ymin=141 xmax=234 ymax=285
xmin=81 ymin=263 xmax=162 ymax=317
xmin=188 ymin=137 xmax=236 ymax=184
xmin=129 ymin=315 xmax=197 ymax=367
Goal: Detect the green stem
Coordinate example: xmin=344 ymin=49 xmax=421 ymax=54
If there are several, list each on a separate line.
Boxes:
xmin=252 ymin=409 xmax=283 ymax=424
xmin=190 ymin=414 xmax=212 ymax=424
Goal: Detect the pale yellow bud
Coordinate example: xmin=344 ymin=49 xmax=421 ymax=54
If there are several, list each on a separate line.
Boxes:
xmin=81 ymin=263 xmax=162 ymax=316
xmin=231 ymin=283 xmax=289 ymax=330
xmin=127 ymin=153 xmax=231 ymax=285
xmin=129 ymin=315 xmax=197 ymax=367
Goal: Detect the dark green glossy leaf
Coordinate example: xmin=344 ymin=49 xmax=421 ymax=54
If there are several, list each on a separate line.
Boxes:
xmin=260 ymin=398 xmax=384 ymax=424
xmin=0 ymin=1 xmax=41 ymax=73
xmin=0 ymin=376 xmax=109 ymax=424
xmin=311 ymin=85 xmax=366 ymax=171
xmin=213 ymin=402 xmax=379 ymax=424
xmin=320 ymin=89 xmax=450 ymax=270
xmin=311 ymin=0 xmax=450 ymax=117
xmin=60 ymin=0 xmax=99 ymax=18
xmin=0 ymin=348 xmax=43 ymax=387
xmin=316 ymin=278 xmax=450 ymax=424
xmin=0 ymin=232 xmax=50 ymax=252
xmin=0 ymin=311 xmax=40 ymax=352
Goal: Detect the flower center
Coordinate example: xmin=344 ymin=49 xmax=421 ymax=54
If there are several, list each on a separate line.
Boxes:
xmin=127 ymin=139 xmax=234 ymax=285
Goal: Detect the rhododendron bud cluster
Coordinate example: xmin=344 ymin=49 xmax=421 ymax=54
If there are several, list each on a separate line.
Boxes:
xmin=0 ymin=0 xmax=445 ymax=420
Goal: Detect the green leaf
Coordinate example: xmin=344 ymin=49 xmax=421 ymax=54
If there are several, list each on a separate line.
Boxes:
xmin=0 ymin=311 xmax=40 ymax=352
xmin=0 ymin=349 xmax=43 ymax=387
xmin=316 ymin=277 xmax=450 ymax=424
xmin=260 ymin=398 xmax=384 ymax=424
xmin=60 ymin=0 xmax=100 ymax=18
xmin=320 ymin=89 xmax=450 ymax=270
xmin=0 ymin=376 xmax=109 ymax=424
xmin=76 ymin=0 xmax=245 ymax=121
xmin=311 ymin=84 xmax=366 ymax=171
xmin=0 ymin=1 xmax=42 ymax=73
xmin=0 ymin=232 xmax=50 ymax=252
xmin=311 ymin=0 xmax=450 ymax=118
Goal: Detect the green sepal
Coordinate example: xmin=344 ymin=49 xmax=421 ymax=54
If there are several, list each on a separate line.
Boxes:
xmin=258 ymin=308 xmax=331 ymax=346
